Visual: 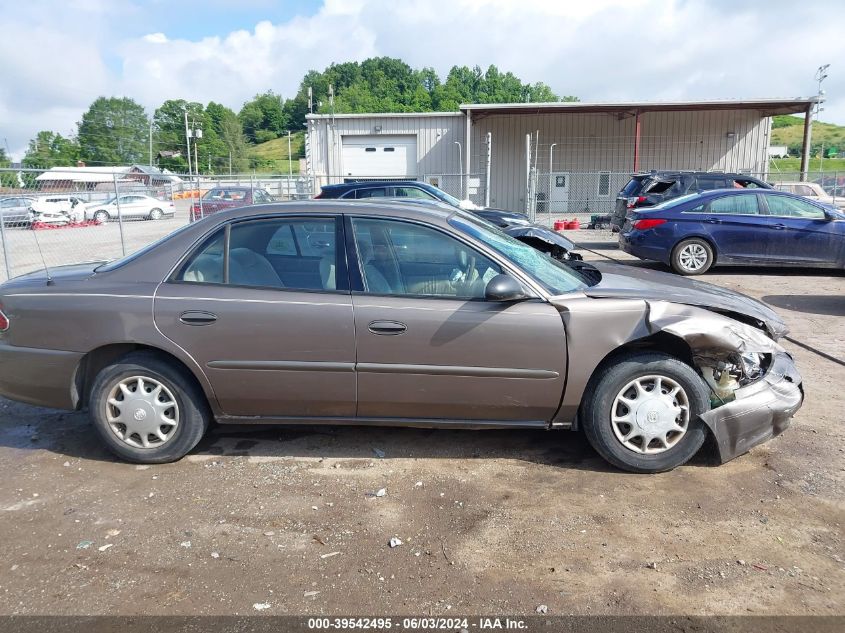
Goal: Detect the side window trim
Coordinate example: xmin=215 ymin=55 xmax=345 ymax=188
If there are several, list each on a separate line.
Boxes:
xmin=169 ymin=214 xmax=349 ymax=293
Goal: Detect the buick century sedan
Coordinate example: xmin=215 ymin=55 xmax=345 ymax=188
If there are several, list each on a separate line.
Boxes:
xmin=0 ymin=201 xmax=803 ymax=472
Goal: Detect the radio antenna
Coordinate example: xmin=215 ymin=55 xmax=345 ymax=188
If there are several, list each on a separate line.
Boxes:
xmin=30 ymin=228 xmax=54 ymax=285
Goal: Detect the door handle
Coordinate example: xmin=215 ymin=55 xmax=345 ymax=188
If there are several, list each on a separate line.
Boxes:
xmin=368 ymin=320 xmax=407 ymax=335
xmin=772 ymin=223 xmax=786 ymax=230
xmin=705 ymin=217 xmax=722 ymax=224
xmin=179 ymin=310 xmax=218 ymax=326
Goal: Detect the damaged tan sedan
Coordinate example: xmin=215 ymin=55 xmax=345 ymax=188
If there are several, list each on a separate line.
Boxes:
xmin=0 ymin=201 xmax=803 ymax=472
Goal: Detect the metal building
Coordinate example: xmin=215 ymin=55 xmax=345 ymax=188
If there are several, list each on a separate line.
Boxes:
xmin=306 ymin=98 xmax=816 ymax=216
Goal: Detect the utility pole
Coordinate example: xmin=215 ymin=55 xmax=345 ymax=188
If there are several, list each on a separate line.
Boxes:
xmin=287 ymin=131 xmax=293 ymax=178
xmin=184 ymin=109 xmax=193 ymax=176
xmin=148 ymin=120 xmax=153 ymax=167
xmin=804 ymin=64 xmax=829 ymax=181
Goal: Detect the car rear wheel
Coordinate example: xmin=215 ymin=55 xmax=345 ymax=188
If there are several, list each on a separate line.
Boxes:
xmin=671 ymin=238 xmax=714 ymax=275
xmin=149 ymin=208 xmax=163 ymax=220
xmin=88 ymin=352 xmax=210 ymax=463
xmin=93 ymin=210 xmax=109 ymax=223
xmin=581 ymin=352 xmax=710 ymax=473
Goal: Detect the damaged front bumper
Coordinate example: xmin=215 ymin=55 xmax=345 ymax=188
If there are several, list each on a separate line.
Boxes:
xmin=700 ymin=352 xmax=803 ymax=463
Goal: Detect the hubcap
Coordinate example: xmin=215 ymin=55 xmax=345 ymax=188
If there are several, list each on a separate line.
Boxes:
xmin=610 ymin=375 xmax=690 ymax=455
xmin=679 ymin=243 xmax=708 ymax=271
xmin=105 ymin=376 xmax=179 ymax=449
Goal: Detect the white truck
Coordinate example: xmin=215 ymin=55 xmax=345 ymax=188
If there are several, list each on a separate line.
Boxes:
xmin=768 ymin=145 xmax=789 ymax=159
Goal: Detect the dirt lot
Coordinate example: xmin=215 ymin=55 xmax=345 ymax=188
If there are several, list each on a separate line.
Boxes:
xmin=0 ymin=233 xmax=842 ymax=617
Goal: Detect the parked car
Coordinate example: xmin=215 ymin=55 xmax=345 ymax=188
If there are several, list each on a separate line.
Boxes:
xmin=0 ymin=196 xmax=35 ymax=226
xmin=85 ymin=194 xmax=176 ymax=222
xmin=29 ymin=195 xmax=88 ymax=224
xmin=190 ymin=187 xmax=274 ymax=221
xmin=0 ymin=201 xmax=801 ymax=473
xmin=316 ymin=180 xmax=580 ymax=260
xmin=619 ymin=189 xmax=845 ymax=275
xmin=611 ymin=171 xmax=772 ymax=231
xmin=773 ymin=181 xmax=845 ymax=209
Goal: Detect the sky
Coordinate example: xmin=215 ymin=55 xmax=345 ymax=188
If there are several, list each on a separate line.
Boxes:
xmin=1 ymin=0 xmax=843 ymax=159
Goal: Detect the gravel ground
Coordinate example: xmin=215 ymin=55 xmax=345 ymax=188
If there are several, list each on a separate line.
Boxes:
xmin=0 ymin=231 xmax=842 ymax=616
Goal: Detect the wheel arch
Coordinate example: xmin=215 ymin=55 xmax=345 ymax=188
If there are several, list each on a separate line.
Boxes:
xmin=73 ymin=343 xmax=212 ymax=412
xmin=572 ymin=331 xmax=697 ymax=431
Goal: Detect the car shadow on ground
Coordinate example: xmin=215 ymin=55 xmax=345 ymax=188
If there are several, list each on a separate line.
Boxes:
xmin=761 ymin=294 xmax=845 ymax=317
xmin=0 ymin=403 xmax=720 ymax=472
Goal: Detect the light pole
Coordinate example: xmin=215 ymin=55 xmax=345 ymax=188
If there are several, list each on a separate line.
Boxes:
xmin=454 ymin=141 xmax=463 ymax=199
xmin=287 ymin=130 xmax=293 ymax=179
xmin=805 ymin=64 xmax=829 ymax=180
xmin=548 ymin=143 xmax=557 ymax=210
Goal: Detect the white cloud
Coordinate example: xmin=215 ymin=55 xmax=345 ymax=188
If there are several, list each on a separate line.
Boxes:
xmin=2 ymin=0 xmax=843 ymax=160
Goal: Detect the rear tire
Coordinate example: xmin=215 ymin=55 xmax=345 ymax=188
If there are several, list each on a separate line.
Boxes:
xmin=581 ymin=352 xmax=710 ymax=473
xmin=88 ymin=352 xmax=210 ymax=463
xmin=671 ymin=238 xmax=714 ymax=275
xmin=149 ymin=208 xmax=163 ymax=220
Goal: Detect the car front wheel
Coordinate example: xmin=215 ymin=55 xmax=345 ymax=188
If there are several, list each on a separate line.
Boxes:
xmin=671 ymin=238 xmax=714 ymax=275
xmin=581 ymin=352 xmax=710 ymax=473
xmin=88 ymin=352 xmax=210 ymax=463
xmin=93 ymin=210 xmax=109 ymax=223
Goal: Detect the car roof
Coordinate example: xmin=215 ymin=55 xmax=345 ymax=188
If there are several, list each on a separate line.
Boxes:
xmin=631 ymin=171 xmax=764 ymax=179
xmin=195 ymin=198 xmax=458 ymax=224
xmin=321 ymin=180 xmax=428 ymax=191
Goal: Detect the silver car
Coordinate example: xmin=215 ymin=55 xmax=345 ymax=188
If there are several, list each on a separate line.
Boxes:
xmin=0 ymin=196 xmax=35 ymax=226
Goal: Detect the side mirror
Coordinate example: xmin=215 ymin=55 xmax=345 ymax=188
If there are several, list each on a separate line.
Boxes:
xmin=485 ymin=274 xmax=529 ymax=302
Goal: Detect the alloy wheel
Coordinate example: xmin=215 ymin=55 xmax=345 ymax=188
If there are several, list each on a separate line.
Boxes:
xmin=678 ymin=243 xmax=708 ymax=272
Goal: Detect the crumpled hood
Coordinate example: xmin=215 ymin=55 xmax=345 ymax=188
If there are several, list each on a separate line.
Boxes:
xmin=583 ymin=261 xmax=788 ymax=339
xmin=502 ymin=224 xmax=576 ymax=251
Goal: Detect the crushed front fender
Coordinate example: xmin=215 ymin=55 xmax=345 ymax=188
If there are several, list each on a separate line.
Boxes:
xmin=699 ymin=352 xmax=803 ymax=463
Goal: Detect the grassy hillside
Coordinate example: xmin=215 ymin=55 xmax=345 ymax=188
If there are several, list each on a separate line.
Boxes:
xmin=771 ymin=115 xmax=845 ymax=156
xmin=248 ymin=132 xmax=305 ymax=173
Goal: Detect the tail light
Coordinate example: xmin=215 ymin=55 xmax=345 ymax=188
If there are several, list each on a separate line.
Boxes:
xmin=0 ymin=306 xmax=9 ymax=331
xmin=633 ymin=218 xmax=667 ymax=230
xmin=627 ymin=196 xmax=647 ymax=208
xmin=313 ymin=192 xmax=324 ymax=199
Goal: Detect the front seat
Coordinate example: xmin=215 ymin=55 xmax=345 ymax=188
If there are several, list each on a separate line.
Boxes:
xmin=229 ymin=248 xmax=284 ymax=288
xmin=358 ymin=241 xmax=393 ymax=293
xmin=182 ymin=254 xmax=223 ymax=283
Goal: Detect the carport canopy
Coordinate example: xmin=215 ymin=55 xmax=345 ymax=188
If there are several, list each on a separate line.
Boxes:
xmin=460 ymin=98 xmax=819 ymax=179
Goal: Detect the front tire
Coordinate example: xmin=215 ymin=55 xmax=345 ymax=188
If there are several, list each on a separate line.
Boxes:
xmin=88 ymin=352 xmax=210 ymax=463
xmin=581 ymin=352 xmax=710 ymax=473
xmin=93 ymin=210 xmax=109 ymax=224
xmin=671 ymin=238 xmax=714 ymax=275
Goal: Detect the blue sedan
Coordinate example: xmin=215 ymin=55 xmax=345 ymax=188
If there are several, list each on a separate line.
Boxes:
xmin=618 ymin=189 xmax=845 ymax=275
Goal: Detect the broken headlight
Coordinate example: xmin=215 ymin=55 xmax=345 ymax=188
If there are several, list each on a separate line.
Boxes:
xmin=739 ymin=352 xmax=765 ymax=382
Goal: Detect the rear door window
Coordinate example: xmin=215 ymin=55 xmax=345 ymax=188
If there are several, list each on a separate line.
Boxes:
xmin=620 ymin=178 xmax=646 ymax=196
xmin=708 ymin=195 xmax=759 ymax=215
xmin=643 ymin=179 xmax=676 ymax=195
xmin=355 ymin=188 xmax=389 ymax=199
xmin=696 ymin=176 xmax=728 ymax=191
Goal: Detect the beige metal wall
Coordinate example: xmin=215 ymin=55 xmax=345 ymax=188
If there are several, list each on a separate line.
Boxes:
xmin=306 ymin=108 xmax=771 ymax=212
xmin=306 ymin=113 xmax=465 ymax=184
xmin=470 ymin=109 xmax=771 ymax=211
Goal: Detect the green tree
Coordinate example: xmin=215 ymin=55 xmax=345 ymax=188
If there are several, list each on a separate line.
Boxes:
xmin=22 ymin=131 xmax=80 ymax=169
xmin=0 ymin=148 xmax=18 ymax=188
xmin=77 ymin=97 xmax=149 ymax=165
xmin=239 ymin=92 xmax=288 ymax=143
xmin=208 ymin=102 xmax=249 ymax=173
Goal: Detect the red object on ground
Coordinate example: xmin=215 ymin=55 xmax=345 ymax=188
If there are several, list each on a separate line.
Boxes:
xmin=31 ymin=220 xmax=103 ymax=231
xmin=553 ymin=220 xmax=566 ymax=231
xmin=569 ymin=218 xmax=580 ymax=230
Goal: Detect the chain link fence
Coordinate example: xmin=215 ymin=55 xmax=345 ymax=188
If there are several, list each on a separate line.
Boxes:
xmin=0 ymin=169 xmax=307 ymax=281
xmin=1 ymin=167 xmax=841 ymax=280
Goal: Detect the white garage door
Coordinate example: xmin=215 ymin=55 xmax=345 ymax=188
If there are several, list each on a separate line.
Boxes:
xmin=341 ymin=135 xmax=417 ymax=178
